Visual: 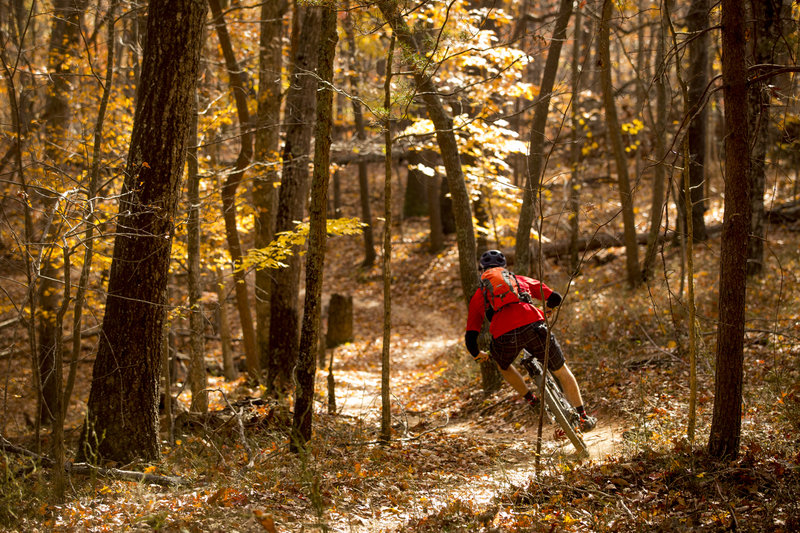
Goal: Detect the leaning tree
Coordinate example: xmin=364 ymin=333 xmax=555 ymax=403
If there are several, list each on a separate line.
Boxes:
xmin=79 ymin=0 xmax=207 ymax=463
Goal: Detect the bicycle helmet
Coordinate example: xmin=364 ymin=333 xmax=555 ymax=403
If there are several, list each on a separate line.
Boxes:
xmin=479 ymin=249 xmax=506 ymax=270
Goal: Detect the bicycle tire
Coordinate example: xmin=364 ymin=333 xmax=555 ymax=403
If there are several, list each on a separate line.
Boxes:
xmin=519 ymin=352 xmax=588 ymax=456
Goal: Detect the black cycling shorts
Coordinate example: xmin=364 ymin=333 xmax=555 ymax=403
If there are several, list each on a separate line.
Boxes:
xmin=489 ymin=321 xmax=566 ymax=372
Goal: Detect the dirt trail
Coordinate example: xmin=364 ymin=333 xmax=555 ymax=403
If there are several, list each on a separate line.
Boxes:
xmin=326 ymin=293 xmax=628 ymax=529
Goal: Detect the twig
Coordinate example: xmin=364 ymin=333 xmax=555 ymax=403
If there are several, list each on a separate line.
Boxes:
xmin=66 ymin=463 xmax=188 ymax=487
xmin=206 ymin=388 xmax=254 ymax=467
xmin=1 ymin=435 xmax=188 ymax=487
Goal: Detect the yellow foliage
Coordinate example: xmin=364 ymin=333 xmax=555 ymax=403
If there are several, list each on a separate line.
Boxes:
xmin=240 ymin=217 xmax=364 ymax=272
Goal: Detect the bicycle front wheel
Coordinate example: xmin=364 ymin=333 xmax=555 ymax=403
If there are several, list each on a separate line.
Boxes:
xmin=542 ymin=379 xmax=587 ymax=456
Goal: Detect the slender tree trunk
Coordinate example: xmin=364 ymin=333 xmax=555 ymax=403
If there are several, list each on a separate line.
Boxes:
xmin=2 ymin=14 xmax=44 ymax=451
xmin=377 ymin=0 xmax=478 ymax=304
xmin=568 ymin=2 xmax=583 ymax=275
xmin=268 ymin=5 xmax=322 ymax=392
xmin=474 ymin=186 xmax=490 ymax=253
xmin=683 ymin=0 xmax=710 ymax=242
xmin=187 ymin=96 xmax=207 ymax=413
xmin=380 ymin=35 xmax=396 ymax=444
xmin=708 ymin=0 xmax=750 ymax=459
xmin=62 ymin=0 xmax=118 ymax=447
xmin=42 ymin=0 xmax=87 ymax=162
xmin=746 ymin=0 xmax=783 ymax=276
xmin=209 ymin=0 xmax=259 ymax=380
xmin=404 ymin=150 xmax=430 ymax=218
xmin=642 ymin=4 xmax=668 ymax=280
xmin=79 ymin=0 xmax=207 ymax=463
xmin=291 ymin=2 xmax=337 ymax=452
xmin=667 ymin=2 xmax=700 ymax=442
xmin=599 ymin=0 xmax=641 ymax=287
xmin=37 ymin=0 xmax=88 ymax=428
xmin=343 ymin=1 xmax=377 ymax=268
xmin=216 ymin=267 xmax=237 ymax=381
xmin=427 ymin=172 xmax=444 ymax=253
xmin=514 ymin=0 xmax=573 ymax=276
xmin=254 ymin=0 xmax=287 ymax=370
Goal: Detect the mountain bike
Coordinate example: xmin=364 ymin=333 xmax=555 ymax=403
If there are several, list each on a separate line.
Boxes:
xmin=518 ymin=350 xmax=588 ymax=456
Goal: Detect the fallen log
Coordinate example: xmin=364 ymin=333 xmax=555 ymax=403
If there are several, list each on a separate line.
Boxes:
xmin=506 ymin=199 xmax=800 ymax=262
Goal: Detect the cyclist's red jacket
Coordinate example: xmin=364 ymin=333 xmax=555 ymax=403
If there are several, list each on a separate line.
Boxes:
xmin=466 ymin=275 xmax=556 ymax=339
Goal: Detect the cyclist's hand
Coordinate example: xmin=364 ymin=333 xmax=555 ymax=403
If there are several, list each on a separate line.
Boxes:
xmin=473 ymin=351 xmax=489 ymax=363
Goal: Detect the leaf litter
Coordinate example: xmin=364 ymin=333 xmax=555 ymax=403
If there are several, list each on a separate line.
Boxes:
xmin=2 ymin=224 xmax=799 ymax=532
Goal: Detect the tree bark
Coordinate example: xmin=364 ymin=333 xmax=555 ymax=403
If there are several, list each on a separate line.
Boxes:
xmin=215 ymin=267 xmax=237 ymax=381
xmin=380 ymin=35 xmax=395 ymax=444
xmin=36 ymin=0 xmax=89 ymax=427
xmin=746 ymin=0 xmax=784 ymax=276
xmin=377 ymin=0 xmax=478 ymax=304
xmin=254 ymin=0 xmax=287 ymax=374
xmin=682 ymin=0 xmax=710 ymax=242
xmin=343 ymin=1 xmax=377 ymax=268
xmin=291 ymin=2 xmax=337 ymax=452
xmin=209 ymin=0 xmax=259 ymax=380
xmin=427 ymin=172 xmax=444 ymax=253
xmin=599 ymin=0 xmax=641 ymax=287
xmin=708 ymin=0 xmax=750 ymax=459
xmin=513 ymin=0 xmax=573 ymax=277
xmin=187 ymin=95 xmax=207 ymax=413
xmin=568 ymin=1 xmax=583 ymax=275
xmin=268 ymin=5 xmax=322 ymax=392
xmin=642 ymin=4 xmax=668 ymax=280
xmin=403 ymin=150 xmax=430 ymax=218
xmin=79 ymin=0 xmax=207 ymax=463
xmin=326 ymin=294 xmax=353 ymax=348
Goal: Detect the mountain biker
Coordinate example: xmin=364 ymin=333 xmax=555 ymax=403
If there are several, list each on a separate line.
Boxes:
xmin=465 ymin=249 xmax=596 ymax=432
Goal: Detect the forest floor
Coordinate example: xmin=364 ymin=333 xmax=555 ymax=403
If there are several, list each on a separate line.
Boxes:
xmin=2 ymin=222 xmax=800 ymax=532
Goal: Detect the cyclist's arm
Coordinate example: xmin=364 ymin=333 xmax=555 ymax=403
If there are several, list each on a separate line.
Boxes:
xmin=464 ymin=330 xmax=480 ymax=357
xmin=545 ymin=291 xmax=562 ymax=309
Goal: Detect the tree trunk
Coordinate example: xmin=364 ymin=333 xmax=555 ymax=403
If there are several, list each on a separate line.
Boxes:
xmin=404 ymin=150 xmax=430 ymax=218
xmin=37 ymin=261 xmax=59 ymax=425
xmin=642 ymin=5 xmax=668 ymax=280
xmin=427 ymin=173 xmax=444 ymax=253
xmin=568 ymin=1 xmax=583 ymax=275
xmin=209 ymin=0 xmax=259 ymax=380
xmin=439 ymin=177 xmax=457 ymax=235
xmin=380 ymin=35 xmax=396 ymax=444
xmin=79 ymin=0 xmax=207 ymax=464
xmin=326 ymin=294 xmax=353 ymax=348
xmin=343 ymin=1 xmax=377 ymax=268
xmin=36 ymin=0 xmax=89 ymax=427
xmin=291 ymin=3 xmax=337 ymax=452
xmin=42 ymin=0 xmax=87 ymax=163
xmin=377 ymin=0 xmax=478 ymax=304
xmin=746 ymin=0 xmax=784 ymax=276
xmin=254 ymin=0 xmax=287 ymax=373
xmin=215 ymin=267 xmax=237 ymax=381
xmin=187 ymin=96 xmax=207 ymax=413
xmin=599 ymin=0 xmax=641 ymax=287
xmin=708 ymin=0 xmax=750 ymax=459
xmin=513 ymin=0 xmax=573 ymax=276
xmin=268 ymin=5 xmax=322 ymax=393
xmin=474 ymin=186 xmax=490 ymax=253
xmin=683 ymin=0 xmax=710 ymax=242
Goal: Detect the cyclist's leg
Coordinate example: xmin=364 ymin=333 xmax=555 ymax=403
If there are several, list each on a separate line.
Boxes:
xmin=498 ymin=363 xmax=529 ymax=396
xmin=551 ymin=363 xmax=583 ymax=408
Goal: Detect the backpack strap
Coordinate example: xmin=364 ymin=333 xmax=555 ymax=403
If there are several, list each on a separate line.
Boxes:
xmin=480 ymin=278 xmax=493 ymax=321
